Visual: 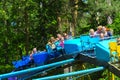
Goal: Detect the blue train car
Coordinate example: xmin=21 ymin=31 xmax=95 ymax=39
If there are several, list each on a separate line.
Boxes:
xmin=64 ymin=35 xmax=116 ymax=62
xmin=64 ymin=35 xmax=100 ymax=54
xmin=12 ymin=35 xmax=116 ymax=69
xmin=64 ymin=38 xmax=82 ymax=54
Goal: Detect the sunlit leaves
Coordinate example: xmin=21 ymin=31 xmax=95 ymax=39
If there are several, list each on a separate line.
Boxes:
xmin=108 ymin=13 xmax=120 ymax=34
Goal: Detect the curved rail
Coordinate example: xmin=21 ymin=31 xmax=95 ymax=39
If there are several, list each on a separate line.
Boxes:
xmin=33 ymin=67 xmax=104 ymax=80
xmin=0 ymin=59 xmax=74 ymax=79
xmin=21 ymin=63 xmax=65 ymax=80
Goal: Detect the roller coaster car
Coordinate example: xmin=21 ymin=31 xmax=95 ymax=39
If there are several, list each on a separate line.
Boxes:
xmin=12 ymin=35 xmax=116 ymax=70
xmin=12 ymin=50 xmax=63 ymax=70
xmin=3 ymin=35 xmax=120 ymax=80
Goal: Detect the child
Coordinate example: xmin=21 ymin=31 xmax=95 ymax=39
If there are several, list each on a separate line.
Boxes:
xmin=89 ymin=29 xmax=96 ymax=37
xmin=99 ymin=33 xmax=105 ymax=40
xmin=59 ymin=37 xmax=64 ymax=48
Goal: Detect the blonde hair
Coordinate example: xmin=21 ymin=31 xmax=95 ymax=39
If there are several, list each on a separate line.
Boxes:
xmin=50 ymin=37 xmax=56 ymax=43
xmin=89 ymin=29 xmax=94 ymax=33
xmin=97 ymin=25 xmax=102 ymax=30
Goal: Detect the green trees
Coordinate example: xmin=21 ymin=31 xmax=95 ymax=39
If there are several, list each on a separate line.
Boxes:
xmin=108 ymin=13 xmax=120 ymax=35
xmin=0 ymin=1 xmax=120 ymax=79
xmin=0 ymin=0 xmax=62 ymax=73
xmin=75 ymin=0 xmax=120 ymax=35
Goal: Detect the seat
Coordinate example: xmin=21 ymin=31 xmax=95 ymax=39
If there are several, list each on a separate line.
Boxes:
xmin=46 ymin=44 xmax=53 ymax=53
xmin=80 ymin=35 xmax=90 ymax=43
xmin=109 ymin=42 xmax=117 ymax=62
xmin=80 ymin=35 xmax=91 ymax=51
xmin=32 ymin=52 xmax=48 ymax=66
xmin=89 ymin=36 xmax=100 ymax=49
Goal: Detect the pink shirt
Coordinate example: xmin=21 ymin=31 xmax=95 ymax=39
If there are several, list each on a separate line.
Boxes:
xmin=59 ymin=41 xmax=64 ymax=48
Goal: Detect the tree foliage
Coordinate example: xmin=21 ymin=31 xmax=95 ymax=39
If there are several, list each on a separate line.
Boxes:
xmin=108 ymin=13 xmax=120 ymax=35
xmin=0 ymin=0 xmax=64 ymax=73
xmin=0 ymin=1 xmax=120 ymax=80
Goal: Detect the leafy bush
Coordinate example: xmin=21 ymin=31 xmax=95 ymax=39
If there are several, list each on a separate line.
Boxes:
xmin=0 ymin=64 xmax=14 ymax=74
xmin=108 ymin=13 xmax=120 ymax=35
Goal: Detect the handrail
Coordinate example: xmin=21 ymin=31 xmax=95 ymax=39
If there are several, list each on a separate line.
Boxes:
xmin=33 ymin=67 xmax=104 ymax=80
xmin=21 ymin=63 xmax=63 ymax=80
xmin=0 ymin=59 xmax=74 ymax=79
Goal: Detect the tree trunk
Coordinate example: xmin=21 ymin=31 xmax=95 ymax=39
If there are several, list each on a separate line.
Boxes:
xmin=106 ymin=0 xmax=113 ymax=24
xmin=24 ymin=6 xmax=29 ymax=55
xmin=57 ymin=16 xmax=62 ymax=33
xmin=70 ymin=0 xmax=78 ymax=36
xmin=2 ymin=0 xmax=9 ymax=64
xmin=107 ymin=15 xmax=112 ymax=24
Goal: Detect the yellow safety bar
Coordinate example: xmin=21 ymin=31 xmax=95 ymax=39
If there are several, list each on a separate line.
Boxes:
xmin=109 ymin=42 xmax=120 ymax=80
xmin=116 ymin=45 xmax=120 ymax=60
xmin=109 ymin=42 xmax=117 ymax=61
xmin=109 ymin=42 xmax=118 ymax=80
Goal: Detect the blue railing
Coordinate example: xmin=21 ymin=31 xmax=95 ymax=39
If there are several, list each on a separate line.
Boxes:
xmin=33 ymin=67 xmax=104 ymax=80
xmin=0 ymin=59 xmax=74 ymax=79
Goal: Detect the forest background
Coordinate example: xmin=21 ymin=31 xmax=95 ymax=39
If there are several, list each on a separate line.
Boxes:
xmin=0 ymin=0 xmax=120 ymax=79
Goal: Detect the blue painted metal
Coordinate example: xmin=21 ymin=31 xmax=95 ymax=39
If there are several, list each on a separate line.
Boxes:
xmin=46 ymin=44 xmax=54 ymax=53
xmin=12 ymin=57 xmax=30 ymax=68
xmin=33 ymin=67 xmax=104 ymax=80
xmin=2 ymin=35 xmax=118 ymax=79
xmin=21 ymin=64 xmax=62 ymax=80
xmin=32 ymin=51 xmax=49 ymax=65
xmin=12 ymin=51 xmax=49 ymax=68
xmin=12 ymin=35 xmax=116 ymax=71
xmin=80 ymin=35 xmax=90 ymax=43
xmin=0 ymin=59 xmax=74 ymax=79
xmin=64 ymin=38 xmax=82 ymax=54
xmin=64 ymin=35 xmax=100 ymax=54
xmin=96 ymin=44 xmax=110 ymax=62
xmin=73 ymin=67 xmax=102 ymax=80
xmin=95 ymin=39 xmax=116 ymax=62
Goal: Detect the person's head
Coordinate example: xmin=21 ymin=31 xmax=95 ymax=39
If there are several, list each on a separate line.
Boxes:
xmin=50 ymin=37 xmax=56 ymax=43
xmin=89 ymin=29 xmax=95 ymax=35
xmin=63 ymin=33 xmax=69 ymax=40
xmin=97 ymin=25 xmax=102 ymax=33
xmin=63 ymin=33 xmax=67 ymax=37
xmin=61 ymin=37 xmax=64 ymax=41
xmin=56 ymin=38 xmax=59 ymax=41
xmin=57 ymin=33 xmax=62 ymax=40
xmin=102 ymin=26 xmax=106 ymax=31
xmin=99 ymin=33 xmax=104 ymax=39
xmin=30 ymin=51 xmax=33 ymax=54
xmin=33 ymin=48 xmax=37 ymax=53
xmin=106 ymin=28 xmax=113 ymax=36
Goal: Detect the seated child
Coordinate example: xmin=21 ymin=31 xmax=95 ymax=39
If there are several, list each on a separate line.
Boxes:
xmin=99 ymin=33 xmax=105 ymax=40
xmin=95 ymin=25 xmax=103 ymax=36
xmin=102 ymin=26 xmax=108 ymax=37
xmin=59 ymin=37 xmax=64 ymax=48
xmin=46 ymin=37 xmax=56 ymax=53
xmin=89 ymin=29 xmax=96 ymax=37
